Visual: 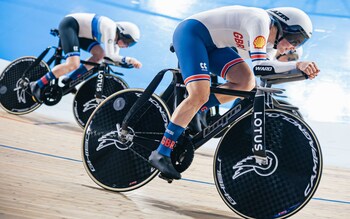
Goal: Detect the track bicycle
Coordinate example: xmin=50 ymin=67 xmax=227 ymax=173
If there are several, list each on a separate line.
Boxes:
xmin=82 ymin=64 xmax=322 ymax=218
xmin=0 ymin=29 xmax=132 ymax=128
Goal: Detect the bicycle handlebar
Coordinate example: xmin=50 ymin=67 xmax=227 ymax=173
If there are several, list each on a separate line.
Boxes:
xmin=50 ymin=29 xmax=59 ymax=37
xmin=259 ymin=69 xmax=308 ymax=85
xmin=80 ymin=57 xmax=134 ymax=70
xmin=103 ymin=57 xmax=134 ymax=69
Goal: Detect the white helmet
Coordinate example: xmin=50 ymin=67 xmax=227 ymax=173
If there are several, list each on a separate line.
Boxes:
xmin=116 ymin=21 xmax=140 ymax=47
xmin=267 ymin=7 xmax=313 ymax=47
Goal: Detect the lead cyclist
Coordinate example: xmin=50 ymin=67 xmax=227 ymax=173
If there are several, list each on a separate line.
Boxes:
xmin=148 ymin=6 xmax=320 ymax=180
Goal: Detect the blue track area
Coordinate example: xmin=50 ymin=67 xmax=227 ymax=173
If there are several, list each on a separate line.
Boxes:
xmin=0 ymin=0 xmax=349 ymax=122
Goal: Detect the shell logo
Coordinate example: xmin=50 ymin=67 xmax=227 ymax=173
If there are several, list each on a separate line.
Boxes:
xmin=253 ymin=36 xmax=266 ymax=49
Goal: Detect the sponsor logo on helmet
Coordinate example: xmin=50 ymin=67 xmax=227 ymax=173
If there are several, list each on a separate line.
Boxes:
xmin=253 ymin=36 xmax=266 ymax=49
xmin=271 ymin=10 xmax=290 ymax=22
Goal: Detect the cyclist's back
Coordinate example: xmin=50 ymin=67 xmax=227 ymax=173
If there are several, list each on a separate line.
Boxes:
xmin=65 ymin=13 xmax=121 ymax=43
xmin=186 ymin=5 xmax=295 ymax=73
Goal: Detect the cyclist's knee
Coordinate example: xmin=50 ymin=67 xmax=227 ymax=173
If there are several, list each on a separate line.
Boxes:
xmin=90 ymin=45 xmax=105 ymax=61
xmin=66 ymin=62 xmax=80 ymax=72
xmin=226 ymin=68 xmax=255 ymax=91
xmin=185 ymin=80 xmax=211 ymax=106
xmin=186 ymin=95 xmax=209 ymax=110
xmin=91 ymin=52 xmax=105 ymax=62
xmin=232 ymin=77 xmax=255 ymax=91
xmin=187 ymin=89 xmax=210 ymax=107
xmin=242 ymin=77 xmax=256 ymax=91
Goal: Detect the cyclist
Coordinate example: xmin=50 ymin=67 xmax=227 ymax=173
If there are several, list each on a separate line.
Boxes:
xmin=30 ymin=13 xmax=142 ymax=103
xmin=149 ymin=6 xmax=320 ymax=180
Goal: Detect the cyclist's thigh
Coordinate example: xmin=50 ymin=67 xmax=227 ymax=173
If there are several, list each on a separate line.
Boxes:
xmin=58 ymin=16 xmax=80 ymax=57
xmin=208 ymin=47 xmax=245 ymax=79
xmin=79 ymin=38 xmax=101 ymax=53
xmin=173 ymin=19 xmax=212 ymax=85
xmin=79 ymin=39 xmax=103 ymax=63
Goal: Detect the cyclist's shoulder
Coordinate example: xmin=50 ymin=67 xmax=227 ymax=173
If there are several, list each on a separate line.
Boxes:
xmin=65 ymin=13 xmax=96 ymax=21
xmin=97 ymin=15 xmax=115 ymax=28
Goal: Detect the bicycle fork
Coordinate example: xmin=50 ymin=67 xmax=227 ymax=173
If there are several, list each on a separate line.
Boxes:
xmin=252 ymin=88 xmax=267 ymax=165
xmin=251 ymin=87 xmax=283 ymax=165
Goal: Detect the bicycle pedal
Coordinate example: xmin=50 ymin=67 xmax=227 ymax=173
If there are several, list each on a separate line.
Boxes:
xmin=158 ymin=173 xmax=174 ymax=183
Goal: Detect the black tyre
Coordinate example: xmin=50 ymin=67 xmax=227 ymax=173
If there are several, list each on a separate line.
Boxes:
xmin=73 ymin=74 xmax=128 ymax=128
xmin=214 ymin=109 xmax=322 ymax=219
xmin=0 ymin=57 xmax=49 ymax=114
xmin=82 ymin=89 xmax=171 ymax=192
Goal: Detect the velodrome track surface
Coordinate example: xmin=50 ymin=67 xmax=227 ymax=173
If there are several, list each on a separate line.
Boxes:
xmin=0 ymin=109 xmax=350 ymax=218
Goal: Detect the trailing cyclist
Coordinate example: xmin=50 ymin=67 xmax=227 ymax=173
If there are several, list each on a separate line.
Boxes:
xmin=149 ymin=6 xmax=320 ymax=180
xmin=30 ymin=13 xmax=142 ymax=103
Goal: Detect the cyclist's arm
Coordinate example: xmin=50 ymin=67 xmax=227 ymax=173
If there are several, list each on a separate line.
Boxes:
xmin=111 ymin=45 xmax=142 ymax=68
xmin=248 ymin=35 xmax=297 ymax=73
xmin=253 ymin=58 xmax=297 ymax=73
xmin=99 ymin=18 xmax=120 ymax=60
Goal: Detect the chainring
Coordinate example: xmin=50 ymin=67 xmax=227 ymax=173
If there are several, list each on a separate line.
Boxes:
xmin=171 ymin=136 xmax=194 ymax=173
xmin=42 ymin=84 xmax=62 ymax=106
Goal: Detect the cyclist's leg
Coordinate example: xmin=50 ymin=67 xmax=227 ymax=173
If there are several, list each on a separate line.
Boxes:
xmin=149 ymin=19 xmax=212 ymax=179
xmin=208 ymin=47 xmax=255 ymax=104
xmin=64 ymin=39 xmax=104 ymax=82
xmin=87 ymin=42 xmax=105 ymax=63
xmin=30 ymin=16 xmax=81 ymax=102
xmin=149 ymin=81 xmax=211 ymax=179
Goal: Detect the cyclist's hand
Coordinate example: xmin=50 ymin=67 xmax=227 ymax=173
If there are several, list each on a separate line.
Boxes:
xmin=296 ymin=61 xmax=320 ymax=79
xmin=129 ymin=58 xmax=142 ymax=69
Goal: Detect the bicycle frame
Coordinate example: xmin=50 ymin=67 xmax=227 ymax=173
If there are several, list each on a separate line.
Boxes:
xmin=120 ymin=67 xmax=308 ymax=164
xmin=192 ymin=94 xmax=254 ymax=148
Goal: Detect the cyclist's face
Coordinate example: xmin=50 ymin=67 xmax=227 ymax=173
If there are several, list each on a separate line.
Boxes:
xmin=117 ymin=39 xmax=128 ymax=48
xmin=277 ymin=39 xmax=295 ymax=55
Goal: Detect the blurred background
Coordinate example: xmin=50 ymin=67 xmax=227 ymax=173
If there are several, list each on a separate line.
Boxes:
xmin=0 ymin=0 xmax=349 ymax=166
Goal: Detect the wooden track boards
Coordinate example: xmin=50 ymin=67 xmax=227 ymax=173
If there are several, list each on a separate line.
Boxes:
xmin=0 ymin=110 xmax=349 ymax=218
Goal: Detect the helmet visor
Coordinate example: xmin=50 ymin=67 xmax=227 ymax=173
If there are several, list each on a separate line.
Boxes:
xmin=283 ymin=32 xmax=308 ymax=47
xmin=282 ymin=25 xmax=310 ymax=47
xmin=120 ymin=33 xmax=137 ymax=47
